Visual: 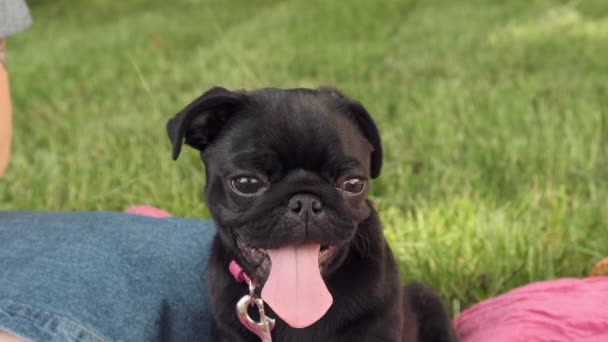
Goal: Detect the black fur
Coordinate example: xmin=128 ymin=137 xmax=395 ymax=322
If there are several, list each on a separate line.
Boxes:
xmin=168 ymin=87 xmax=458 ymax=342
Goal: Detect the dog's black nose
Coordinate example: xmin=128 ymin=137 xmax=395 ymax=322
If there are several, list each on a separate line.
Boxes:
xmin=288 ymin=194 xmax=323 ymax=217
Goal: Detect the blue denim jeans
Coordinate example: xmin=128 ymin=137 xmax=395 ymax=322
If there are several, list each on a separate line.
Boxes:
xmin=0 ymin=212 xmax=217 ymax=341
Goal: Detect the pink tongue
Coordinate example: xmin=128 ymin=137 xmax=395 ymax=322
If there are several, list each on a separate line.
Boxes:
xmin=261 ymin=243 xmax=333 ymax=328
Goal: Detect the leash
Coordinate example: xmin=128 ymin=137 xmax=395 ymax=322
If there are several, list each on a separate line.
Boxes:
xmin=229 ymin=260 xmax=275 ymax=342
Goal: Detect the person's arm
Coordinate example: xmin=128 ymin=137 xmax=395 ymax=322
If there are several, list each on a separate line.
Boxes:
xmin=0 ymin=0 xmax=32 ymax=177
xmin=0 ymin=44 xmax=24 ymax=342
xmin=0 ymin=39 xmax=13 ymax=177
xmin=0 ymin=331 xmax=24 ymax=342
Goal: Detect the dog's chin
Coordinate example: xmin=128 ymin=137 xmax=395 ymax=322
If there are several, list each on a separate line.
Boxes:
xmin=235 ymin=236 xmax=342 ymax=283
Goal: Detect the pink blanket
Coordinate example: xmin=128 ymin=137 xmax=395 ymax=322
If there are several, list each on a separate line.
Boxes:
xmin=455 ymin=277 xmax=608 ymax=342
xmin=125 ymin=205 xmax=172 ymax=218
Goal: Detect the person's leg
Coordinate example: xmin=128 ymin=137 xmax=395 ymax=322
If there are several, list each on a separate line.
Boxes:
xmin=0 ymin=212 xmax=217 ymax=341
xmin=0 ymin=39 xmax=12 ymax=177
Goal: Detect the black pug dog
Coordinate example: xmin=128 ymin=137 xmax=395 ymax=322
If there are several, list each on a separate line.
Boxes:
xmin=167 ymin=87 xmax=458 ymax=342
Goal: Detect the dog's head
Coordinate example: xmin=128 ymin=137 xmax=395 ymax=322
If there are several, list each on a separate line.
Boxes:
xmin=167 ymin=86 xmax=382 ymax=327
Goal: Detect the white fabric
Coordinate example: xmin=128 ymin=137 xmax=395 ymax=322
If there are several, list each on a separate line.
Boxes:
xmin=0 ymin=0 xmax=32 ymax=38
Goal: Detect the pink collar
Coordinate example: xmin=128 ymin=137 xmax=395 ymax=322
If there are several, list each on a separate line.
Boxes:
xmin=229 ymin=260 xmax=254 ymax=285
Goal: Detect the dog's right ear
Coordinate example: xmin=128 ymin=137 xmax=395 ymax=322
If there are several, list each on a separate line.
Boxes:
xmin=167 ymin=87 xmax=245 ymax=160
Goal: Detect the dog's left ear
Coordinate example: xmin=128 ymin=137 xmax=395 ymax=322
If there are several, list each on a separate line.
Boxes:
xmin=321 ymin=88 xmax=383 ymax=178
xmin=167 ymin=87 xmax=245 ymax=160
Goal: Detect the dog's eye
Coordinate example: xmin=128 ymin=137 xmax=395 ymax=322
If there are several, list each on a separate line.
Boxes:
xmin=230 ymin=176 xmax=265 ymax=195
xmin=339 ymin=177 xmax=366 ymax=195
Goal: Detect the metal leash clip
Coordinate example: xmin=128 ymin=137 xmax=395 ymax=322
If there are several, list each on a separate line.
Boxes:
xmin=236 ymin=279 xmax=276 ymax=342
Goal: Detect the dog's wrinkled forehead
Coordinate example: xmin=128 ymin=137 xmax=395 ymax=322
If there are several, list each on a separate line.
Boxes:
xmin=207 ymin=89 xmax=373 ymax=177
xmin=167 ymin=87 xmax=383 ymax=178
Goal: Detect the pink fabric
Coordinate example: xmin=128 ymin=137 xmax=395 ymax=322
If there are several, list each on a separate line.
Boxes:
xmin=455 ymin=277 xmax=608 ymax=342
xmin=124 ymin=205 xmax=172 ymax=218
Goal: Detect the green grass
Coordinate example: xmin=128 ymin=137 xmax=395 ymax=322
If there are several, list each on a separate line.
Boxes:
xmin=2 ymin=0 xmax=607 ymax=316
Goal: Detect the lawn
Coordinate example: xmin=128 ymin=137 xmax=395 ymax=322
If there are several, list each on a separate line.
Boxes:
xmin=2 ymin=0 xmax=607 ymax=315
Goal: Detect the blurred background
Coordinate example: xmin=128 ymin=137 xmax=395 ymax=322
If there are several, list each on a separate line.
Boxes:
xmin=2 ymin=0 xmax=607 ymax=315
